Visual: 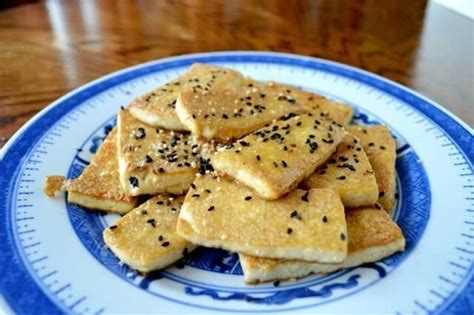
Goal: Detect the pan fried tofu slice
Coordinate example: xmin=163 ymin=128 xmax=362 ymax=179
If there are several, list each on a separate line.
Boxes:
xmin=67 ymin=129 xmax=138 ymax=214
xmin=348 ymin=125 xmax=396 ymax=211
xmin=175 ymin=84 xmax=307 ymax=141
xmin=103 ymin=195 xmax=197 ymax=273
xmin=212 ymin=114 xmax=347 ymax=199
xmin=239 ymin=206 xmax=405 ymax=284
xmin=117 ymin=109 xmax=201 ymax=196
xmin=176 ymin=175 xmax=347 ymax=263
xmin=176 ymin=82 xmax=353 ymax=142
xmin=261 ymin=82 xmax=353 ymax=126
xmin=301 ymin=133 xmax=378 ymax=207
xmin=128 ymin=63 xmax=249 ymax=130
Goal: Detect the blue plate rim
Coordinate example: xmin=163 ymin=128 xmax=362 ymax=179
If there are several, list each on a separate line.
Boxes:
xmin=0 ymin=51 xmax=472 ymax=314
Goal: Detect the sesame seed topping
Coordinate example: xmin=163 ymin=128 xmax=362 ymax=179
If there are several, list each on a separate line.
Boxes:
xmin=141 ymin=209 xmax=148 ymax=215
xmin=337 ymin=176 xmax=346 ymax=180
xmin=147 ymin=219 xmax=156 ymax=228
xmin=322 ymin=216 xmax=328 ymax=223
xmin=129 ymin=176 xmax=139 ymax=188
xmin=281 ymin=160 xmax=288 ymax=168
xmin=157 ymin=201 xmax=164 ymax=205
xmin=287 ymin=227 xmax=293 ymax=234
xmin=191 ymin=183 xmax=196 ymax=189
xmin=158 ymin=235 xmax=163 ymax=241
xmin=192 ymin=194 xmax=200 ymax=198
xmin=222 ymin=114 xmax=229 ymax=119
xmin=162 ymin=241 xmax=170 ymax=247
xmin=145 ymin=155 xmax=153 ymax=163
xmin=340 ymin=233 xmax=346 ymax=241
xmin=208 ymin=206 xmax=215 ymax=211
xmin=134 ymin=128 xmax=146 ymax=140
xmin=301 ymin=191 xmax=309 ymax=202
xmin=239 ymin=141 xmax=250 ymax=147
xmin=379 ymin=191 xmax=385 ymax=197
xmin=380 ymin=145 xmax=386 ymax=150
xmin=256 ymin=155 xmax=261 ymax=161
xmin=109 ymin=225 xmax=118 ymax=230
xmin=244 ymin=196 xmax=252 ymax=201
xmin=368 ymin=142 xmax=374 ymax=147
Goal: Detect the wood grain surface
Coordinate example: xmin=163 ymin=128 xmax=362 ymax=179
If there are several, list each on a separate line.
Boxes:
xmin=0 ymin=0 xmax=472 ymax=148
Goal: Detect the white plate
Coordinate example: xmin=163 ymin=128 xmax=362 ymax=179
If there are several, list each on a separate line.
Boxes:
xmin=1 ymin=52 xmax=472 ymax=314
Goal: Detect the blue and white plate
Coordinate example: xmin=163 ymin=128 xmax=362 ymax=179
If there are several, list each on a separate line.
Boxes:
xmin=1 ymin=52 xmax=473 ymax=314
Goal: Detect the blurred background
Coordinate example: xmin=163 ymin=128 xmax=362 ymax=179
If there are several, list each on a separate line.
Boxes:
xmin=0 ymin=0 xmax=472 ymax=148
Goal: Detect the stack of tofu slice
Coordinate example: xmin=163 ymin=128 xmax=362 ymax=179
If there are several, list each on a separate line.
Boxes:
xmin=45 ymin=63 xmax=405 ymax=283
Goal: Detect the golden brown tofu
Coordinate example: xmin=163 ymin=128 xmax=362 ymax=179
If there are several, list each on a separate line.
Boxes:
xmin=67 ymin=129 xmax=138 ymax=214
xmin=239 ymin=206 xmax=405 ymax=283
xmin=348 ymin=125 xmax=396 ymax=211
xmin=175 ymin=83 xmax=307 ymax=141
xmin=117 ymin=109 xmax=200 ymax=196
xmin=128 ymin=63 xmax=249 ymax=130
xmin=43 ymin=175 xmax=66 ymax=197
xmin=301 ymin=133 xmax=378 ymax=207
xmin=212 ymin=113 xmax=347 ymax=199
xmin=103 ymin=195 xmax=197 ymax=273
xmin=176 ymin=175 xmax=347 ymax=263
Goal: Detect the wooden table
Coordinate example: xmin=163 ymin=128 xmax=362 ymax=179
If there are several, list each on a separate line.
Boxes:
xmin=0 ymin=0 xmax=472 ymax=148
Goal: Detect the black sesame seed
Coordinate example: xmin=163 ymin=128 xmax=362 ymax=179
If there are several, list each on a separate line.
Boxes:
xmin=159 ymin=168 xmax=165 ymax=173
xmin=296 ymin=122 xmax=302 ymax=127
xmin=380 ymin=145 xmax=386 ymax=150
xmin=158 ymin=235 xmax=163 ymax=241
xmin=368 ymin=142 xmax=374 ymax=147
xmin=147 ymin=219 xmax=156 ymax=228
xmin=244 ymin=196 xmax=252 ymax=201
xmin=129 ymin=176 xmax=139 ymax=188
xmin=290 ymin=210 xmax=298 ymax=218
xmin=109 ymin=225 xmax=118 ymax=230
xmin=273 ymin=161 xmax=279 ymax=168
xmin=145 ymin=155 xmax=153 ymax=163
xmin=340 ymin=233 xmax=346 ymax=241
xmin=171 ymin=207 xmax=177 ymax=212
xmin=281 ymin=160 xmax=288 ymax=168
xmin=301 ymin=191 xmax=309 ymax=202
xmin=379 ymin=191 xmax=385 ymax=197
xmin=222 ymin=114 xmax=229 ymax=119
xmin=287 ymin=227 xmax=293 ymax=234
xmin=162 ymin=241 xmax=170 ymax=247
xmin=157 ymin=201 xmax=164 ymax=205
xmin=256 ymin=155 xmax=261 ymax=161
xmin=208 ymin=206 xmax=215 ymax=211
xmin=134 ymin=127 xmax=146 ymax=140
xmin=273 ymin=280 xmax=280 ymax=287
xmin=192 ymin=194 xmax=200 ymax=198
xmin=239 ymin=141 xmax=250 ymax=147
xmin=322 ymin=216 xmax=328 ymax=223
xmin=141 ymin=209 xmax=148 ymax=215
xmin=191 ymin=183 xmax=196 ymax=189
xmin=337 ymin=176 xmax=346 ymax=180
